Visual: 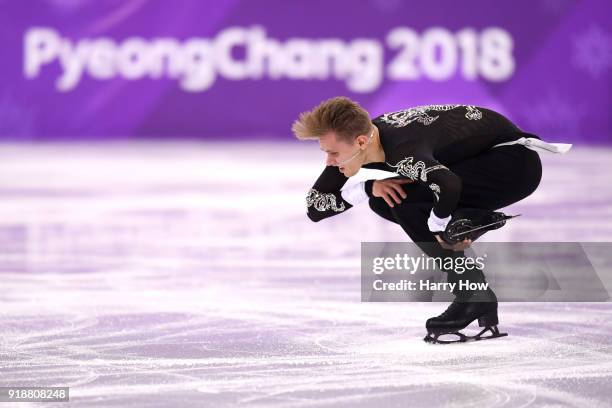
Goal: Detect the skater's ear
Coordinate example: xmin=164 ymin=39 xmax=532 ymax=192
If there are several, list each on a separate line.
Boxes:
xmin=356 ymin=129 xmax=374 ymax=148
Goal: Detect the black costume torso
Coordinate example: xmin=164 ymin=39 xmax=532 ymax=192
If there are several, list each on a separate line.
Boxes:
xmin=306 ymin=104 xmax=534 ymax=222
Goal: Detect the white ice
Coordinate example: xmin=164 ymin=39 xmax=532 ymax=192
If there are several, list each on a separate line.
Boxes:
xmin=0 ymin=142 xmax=611 ymax=407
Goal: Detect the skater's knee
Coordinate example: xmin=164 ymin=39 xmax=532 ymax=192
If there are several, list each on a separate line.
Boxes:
xmin=368 ymin=197 xmax=397 ymax=223
xmin=514 ymin=150 xmax=543 ymax=200
xmin=368 ymin=197 xmax=384 ymax=212
xmin=526 ymin=151 xmax=542 ymax=194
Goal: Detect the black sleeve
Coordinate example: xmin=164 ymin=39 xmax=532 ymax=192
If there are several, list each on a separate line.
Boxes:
xmin=306 ymin=165 xmax=354 ymax=222
xmin=386 ymin=142 xmax=462 ymax=219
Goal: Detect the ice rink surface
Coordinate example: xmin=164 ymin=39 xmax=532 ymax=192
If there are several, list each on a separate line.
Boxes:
xmin=1 ymin=142 xmax=612 ymax=407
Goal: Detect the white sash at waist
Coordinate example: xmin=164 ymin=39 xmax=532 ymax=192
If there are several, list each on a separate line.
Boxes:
xmin=492 ymin=137 xmax=572 ymax=154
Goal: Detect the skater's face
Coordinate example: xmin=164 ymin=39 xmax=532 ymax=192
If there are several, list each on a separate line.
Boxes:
xmin=319 ymin=131 xmax=371 ymax=177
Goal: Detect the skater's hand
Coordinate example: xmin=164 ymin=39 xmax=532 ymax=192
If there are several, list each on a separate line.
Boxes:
xmin=435 ymin=234 xmax=472 ymax=251
xmin=372 ymin=178 xmax=414 ymax=208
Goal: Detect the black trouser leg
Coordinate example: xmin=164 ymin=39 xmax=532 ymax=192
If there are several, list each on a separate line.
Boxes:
xmin=370 ymin=197 xmax=473 ymax=295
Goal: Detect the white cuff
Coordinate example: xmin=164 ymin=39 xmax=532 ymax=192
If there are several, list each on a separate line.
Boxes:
xmin=340 ymin=181 xmax=368 ymax=206
xmin=427 ymin=209 xmax=451 ymax=232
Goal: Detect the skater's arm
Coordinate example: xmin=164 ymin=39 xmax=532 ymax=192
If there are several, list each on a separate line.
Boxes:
xmin=387 ymin=143 xmax=462 ymax=231
xmin=306 ymin=165 xmax=358 ymax=222
xmin=370 ymin=178 xmax=414 ymax=207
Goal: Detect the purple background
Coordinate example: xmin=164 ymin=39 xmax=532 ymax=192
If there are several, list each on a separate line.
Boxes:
xmin=0 ymin=0 xmax=610 ymax=142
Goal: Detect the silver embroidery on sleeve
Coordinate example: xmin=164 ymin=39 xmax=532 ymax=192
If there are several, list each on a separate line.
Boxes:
xmin=386 ymin=157 xmax=448 ymax=182
xmin=429 ymin=183 xmax=441 ymax=201
xmin=379 ymin=104 xmax=482 ymax=127
xmin=465 ymin=105 xmax=482 ymax=120
xmin=306 ymin=188 xmax=346 ymax=212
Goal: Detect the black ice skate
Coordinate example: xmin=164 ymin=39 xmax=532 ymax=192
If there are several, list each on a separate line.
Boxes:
xmin=424 ymin=288 xmax=508 ymax=344
xmin=441 ymin=208 xmax=520 ymax=244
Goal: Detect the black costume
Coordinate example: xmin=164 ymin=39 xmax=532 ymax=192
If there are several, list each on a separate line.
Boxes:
xmin=306 ymin=104 xmax=548 ymax=222
xmin=305 ymin=104 xmax=571 ymax=343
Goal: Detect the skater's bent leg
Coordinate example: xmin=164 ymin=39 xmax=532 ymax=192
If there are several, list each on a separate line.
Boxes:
xmin=368 ymin=196 xmax=399 ymax=224
xmin=390 ymin=200 xmax=454 ymax=257
xmin=390 ymin=199 xmax=493 ymax=298
xmin=388 ymin=200 xmax=478 ymax=292
xmin=452 ymin=145 xmax=542 ymax=210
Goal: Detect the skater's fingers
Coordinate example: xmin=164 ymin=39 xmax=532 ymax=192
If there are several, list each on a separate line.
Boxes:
xmin=382 ymin=195 xmax=395 ymax=208
xmin=386 ymin=188 xmax=402 ymax=204
xmin=387 ymin=178 xmax=413 ymax=184
xmin=394 ymin=178 xmax=415 ymax=184
xmin=435 ymin=235 xmax=453 ymax=250
xmin=435 ymin=237 xmax=469 ymax=251
xmin=390 ymin=183 xmax=408 ymax=199
xmin=453 ymin=239 xmax=472 ymax=251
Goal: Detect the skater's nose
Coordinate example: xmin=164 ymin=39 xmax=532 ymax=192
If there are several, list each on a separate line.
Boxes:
xmin=326 ymin=154 xmax=336 ymax=166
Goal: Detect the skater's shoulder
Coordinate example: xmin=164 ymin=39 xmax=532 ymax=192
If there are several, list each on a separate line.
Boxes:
xmin=372 ymin=103 xmax=485 ymax=126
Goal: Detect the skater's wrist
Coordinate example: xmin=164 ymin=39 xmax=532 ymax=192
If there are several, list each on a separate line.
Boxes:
xmin=340 ymin=181 xmax=369 ymax=205
xmin=428 ymin=209 xmax=451 ymax=232
xmin=364 ymin=179 xmax=375 ymax=198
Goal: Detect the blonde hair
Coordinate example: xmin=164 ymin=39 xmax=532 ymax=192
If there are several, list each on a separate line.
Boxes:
xmin=292 ymin=96 xmax=372 ymax=143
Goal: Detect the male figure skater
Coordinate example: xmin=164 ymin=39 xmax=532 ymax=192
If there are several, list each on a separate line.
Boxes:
xmin=292 ymin=97 xmax=571 ymax=343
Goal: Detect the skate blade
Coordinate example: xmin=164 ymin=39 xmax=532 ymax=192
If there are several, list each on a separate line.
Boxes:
xmin=424 ymin=326 xmax=508 ymax=344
